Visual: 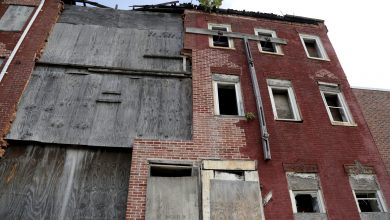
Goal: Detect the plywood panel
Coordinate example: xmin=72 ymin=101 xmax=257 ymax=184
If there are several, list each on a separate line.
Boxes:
xmin=7 ymin=66 xmax=192 ymax=147
xmin=146 ymin=176 xmax=199 ymax=220
xmin=0 ymin=144 xmax=131 ymax=220
xmin=210 ymin=180 xmax=262 ymax=220
xmin=0 ymin=5 xmax=34 ymax=31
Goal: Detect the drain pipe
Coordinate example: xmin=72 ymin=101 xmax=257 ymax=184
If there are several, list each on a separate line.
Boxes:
xmin=243 ymin=37 xmax=271 ymax=160
xmin=0 ymin=0 xmax=46 ymax=82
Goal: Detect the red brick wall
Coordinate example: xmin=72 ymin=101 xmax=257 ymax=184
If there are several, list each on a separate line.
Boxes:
xmin=0 ymin=0 xmax=63 ymax=156
xmin=125 ymin=10 xmax=390 ymax=220
xmin=353 ymin=88 xmax=390 ymax=175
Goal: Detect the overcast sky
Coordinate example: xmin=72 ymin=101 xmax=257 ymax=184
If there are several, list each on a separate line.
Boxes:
xmin=92 ymin=0 xmax=390 ymax=90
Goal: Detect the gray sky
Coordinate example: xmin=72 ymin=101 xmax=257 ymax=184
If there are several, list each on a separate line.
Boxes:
xmin=91 ymin=0 xmax=390 ymax=90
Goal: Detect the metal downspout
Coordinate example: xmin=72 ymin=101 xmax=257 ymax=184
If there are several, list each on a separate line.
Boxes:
xmin=243 ymin=37 xmax=271 ymax=160
xmin=0 ymin=0 xmax=46 ymax=82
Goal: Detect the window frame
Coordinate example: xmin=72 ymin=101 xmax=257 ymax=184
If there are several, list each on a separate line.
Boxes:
xmin=319 ymin=82 xmax=354 ymax=126
xmin=289 ymin=190 xmax=326 ymax=213
xmin=299 ymin=34 xmax=329 ymax=61
xmin=267 ymin=79 xmax=301 ymax=121
xmin=208 ymin=23 xmax=234 ymax=49
xmin=212 ymin=74 xmax=244 ymax=116
xmin=353 ymin=190 xmax=387 ymax=213
xmin=254 ymin=28 xmax=283 ymax=55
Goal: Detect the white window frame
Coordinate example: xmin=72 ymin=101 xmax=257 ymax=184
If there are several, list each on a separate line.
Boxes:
xmin=319 ymin=82 xmax=354 ymax=126
xmin=289 ymin=190 xmax=326 ymax=213
xmin=299 ymin=34 xmax=329 ymax=61
xmin=208 ymin=23 xmax=234 ymax=49
xmin=353 ymin=190 xmax=387 ymax=213
xmin=267 ymin=79 xmax=301 ymax=121
xmin=212 ymin=74 xmax=244 ymax=116
xmin=254 ymin=28 xmax=283 ymax=55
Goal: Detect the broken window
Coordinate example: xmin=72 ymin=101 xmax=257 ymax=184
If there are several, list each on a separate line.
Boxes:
xmin=354 ymin=191 xmax=384 ymax=212
xmin=208 ymin=24 xmax=233 ymax=48
xmin=145 ymin=161 xmax=200 ymax=220
xmin=213 ymin=74 xmax=244 ymax=116
xmin=293 ymin=191 xmax=322 ymax=213
xmin=0 ymin=5 xmax=35 ymax=31
xmin=267 ymin=79 xmax=301 ymax=121
xmin=255 ymin=28 xmax=282 ymax=54
xmin=319 ymin=82 xmax=354 ymax=125
xmin=299 ymin=34 xmax=328 ymax=60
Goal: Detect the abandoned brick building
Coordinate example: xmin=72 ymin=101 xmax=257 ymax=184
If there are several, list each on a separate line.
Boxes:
xmin=0 ymin=0 xmax=389 ymax=220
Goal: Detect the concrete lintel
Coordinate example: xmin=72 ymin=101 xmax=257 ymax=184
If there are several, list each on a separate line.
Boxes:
xmin=202 ymin=160 xmax=257 ymax=171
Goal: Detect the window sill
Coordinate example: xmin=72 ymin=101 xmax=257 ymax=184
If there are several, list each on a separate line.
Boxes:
xmin=330 ymin=121 xmax=357 ymax=127
xmin=307 ymin=56 xmax=330 ymax=62
xmin=260 ymin=51 xmax=284 ymax=56
xmin=215 ymin=114 xmax=246 ymax=119
xmin=210 ymin=45 xmax=236 ymax=50
xmin=275 ymin=118 xmax=303 ymax=123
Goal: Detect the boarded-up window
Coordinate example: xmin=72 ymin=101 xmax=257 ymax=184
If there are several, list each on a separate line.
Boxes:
xmin=146 ymin=164 xmax=199 ymax=220
xmin=0 ymin=5 xmax=34 ymax=31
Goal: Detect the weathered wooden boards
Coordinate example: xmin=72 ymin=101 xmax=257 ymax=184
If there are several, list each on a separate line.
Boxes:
xmin=210 ymin=180 xmax=262 ymax=220
xmin=0 ymin=144 xmax=131 ymax=220
xmin=0 ymin=5 xmax=34 ymax=31
xmin=39 ymin=6 xmax=184 ymax=72
xmin=7 ymin=66 xmax=192 ymax=147
xmin=146 ymin=177 xmax=199 ymax=220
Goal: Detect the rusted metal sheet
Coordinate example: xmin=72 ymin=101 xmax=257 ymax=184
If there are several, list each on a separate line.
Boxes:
xmin=210 ymin=180 xmax=262 ymax=220
xmin=146 ymin=176 xmax=199 ymax=220
xmin=7 ymin=66 xmax=192 ymax=147
xmin=0 ymin=5 xmax=34 ymax=31
xmin=0 ymin=144 xmax=131 ymax=220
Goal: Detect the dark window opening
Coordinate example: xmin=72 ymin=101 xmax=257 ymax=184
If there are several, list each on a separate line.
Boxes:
xmin=324 ymin=93 xmax=347 ymax=122
xmin=356 ymin=192 xmax=382 ymax=212
xmin=272 ymin=88 xmax=294 ymax=119
xmin=218 ymin=84 xmax=239 ymax=115
xmin=304 ymin=39 xmax=321 ymax=58
xmin=295 ymin=193 xmax=320 ymax=213
xmin=259 ymin=33 xmax=276 ymax=53
xmin=150 ymin=165 xmax=192 ymax=177
xmin=212 ymin=26 xmax=230 ymax=47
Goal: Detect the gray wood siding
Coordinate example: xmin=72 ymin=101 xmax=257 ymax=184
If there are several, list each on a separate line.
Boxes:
xmin=146 ymin=177 xmax=199 ymax=220
xmin=210 ymin=180 xmax=262 ymax=220
xmin=0 ymin=5 xmax=34 ymax=31
xmin=39 ymin=6 xmax=184 ymax=72
xmin=7 ymin=66 xmax=192 ymax=147
xmin=0 ymin=144 xmax=131 ymax=220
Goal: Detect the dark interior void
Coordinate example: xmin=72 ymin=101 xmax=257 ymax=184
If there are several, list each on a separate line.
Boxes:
xmin=304 ymin=40 xmax=320 ymax=58
xmin=218 ymin=84 xmax=239 ymax=115
xmin=324 ymin=93 xmax=347 ymax=122
xmin=295 ymin=193 xmax=320 ymax=213
xmin=356 ymin=192 xmax=382 ymax=212
xmin=212 ymin=26 xmax=229 ymax=47
xmin=273 ymin=88 xmax=294 ymax=119
xmin=258 ymin=33 xmax=276 ymax=52
xmin=150 ymin=165 xmax=193 ymax=177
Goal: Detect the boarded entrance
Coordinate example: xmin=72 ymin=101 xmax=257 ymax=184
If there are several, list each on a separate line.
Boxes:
xmin=146 ymin=176 xmax=199 ymax=220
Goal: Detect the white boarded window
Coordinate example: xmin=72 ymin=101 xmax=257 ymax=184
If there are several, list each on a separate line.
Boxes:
xmin=0 ymin=5 xmax=34 ymax=31
xmin=299 ymin=34 xmax=328 ymax=60
xmin=319 ymin=82 xmax=354 ymax=125
xmin=208 ymin=23 xmax=234 ymax=49
xmin=213 ymin=74 xmax=244 ymax=116
xmin=255 ymin=28 xmax=282 ymax=54
xmin=267 ymin=79 xmax=300 ymax=121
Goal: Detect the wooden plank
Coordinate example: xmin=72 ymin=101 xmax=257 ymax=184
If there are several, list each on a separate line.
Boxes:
xmin=0 ymin=144 xmax=131 ymax=220
xmin=186 ymin=27 xmax=288 ymax=44
xmin=0 ymin=5 xmax=34 ymax=31
xmin=145 ymin=176 xmax=199 ymax=220
xmin=210 ymin=180 xmax=262 ymax=220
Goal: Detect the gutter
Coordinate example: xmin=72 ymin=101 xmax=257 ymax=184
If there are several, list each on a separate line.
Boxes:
xmin=0 ymin=0 xmax=46 ymax=82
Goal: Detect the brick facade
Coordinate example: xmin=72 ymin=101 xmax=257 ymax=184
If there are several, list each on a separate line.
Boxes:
xmin=125 ymin=10 xmax=390 ymax=220
xmin=0 ymin=1 xmax=63 ymax=156
xmin=353 ymin=88 xmax=390 ymax=175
